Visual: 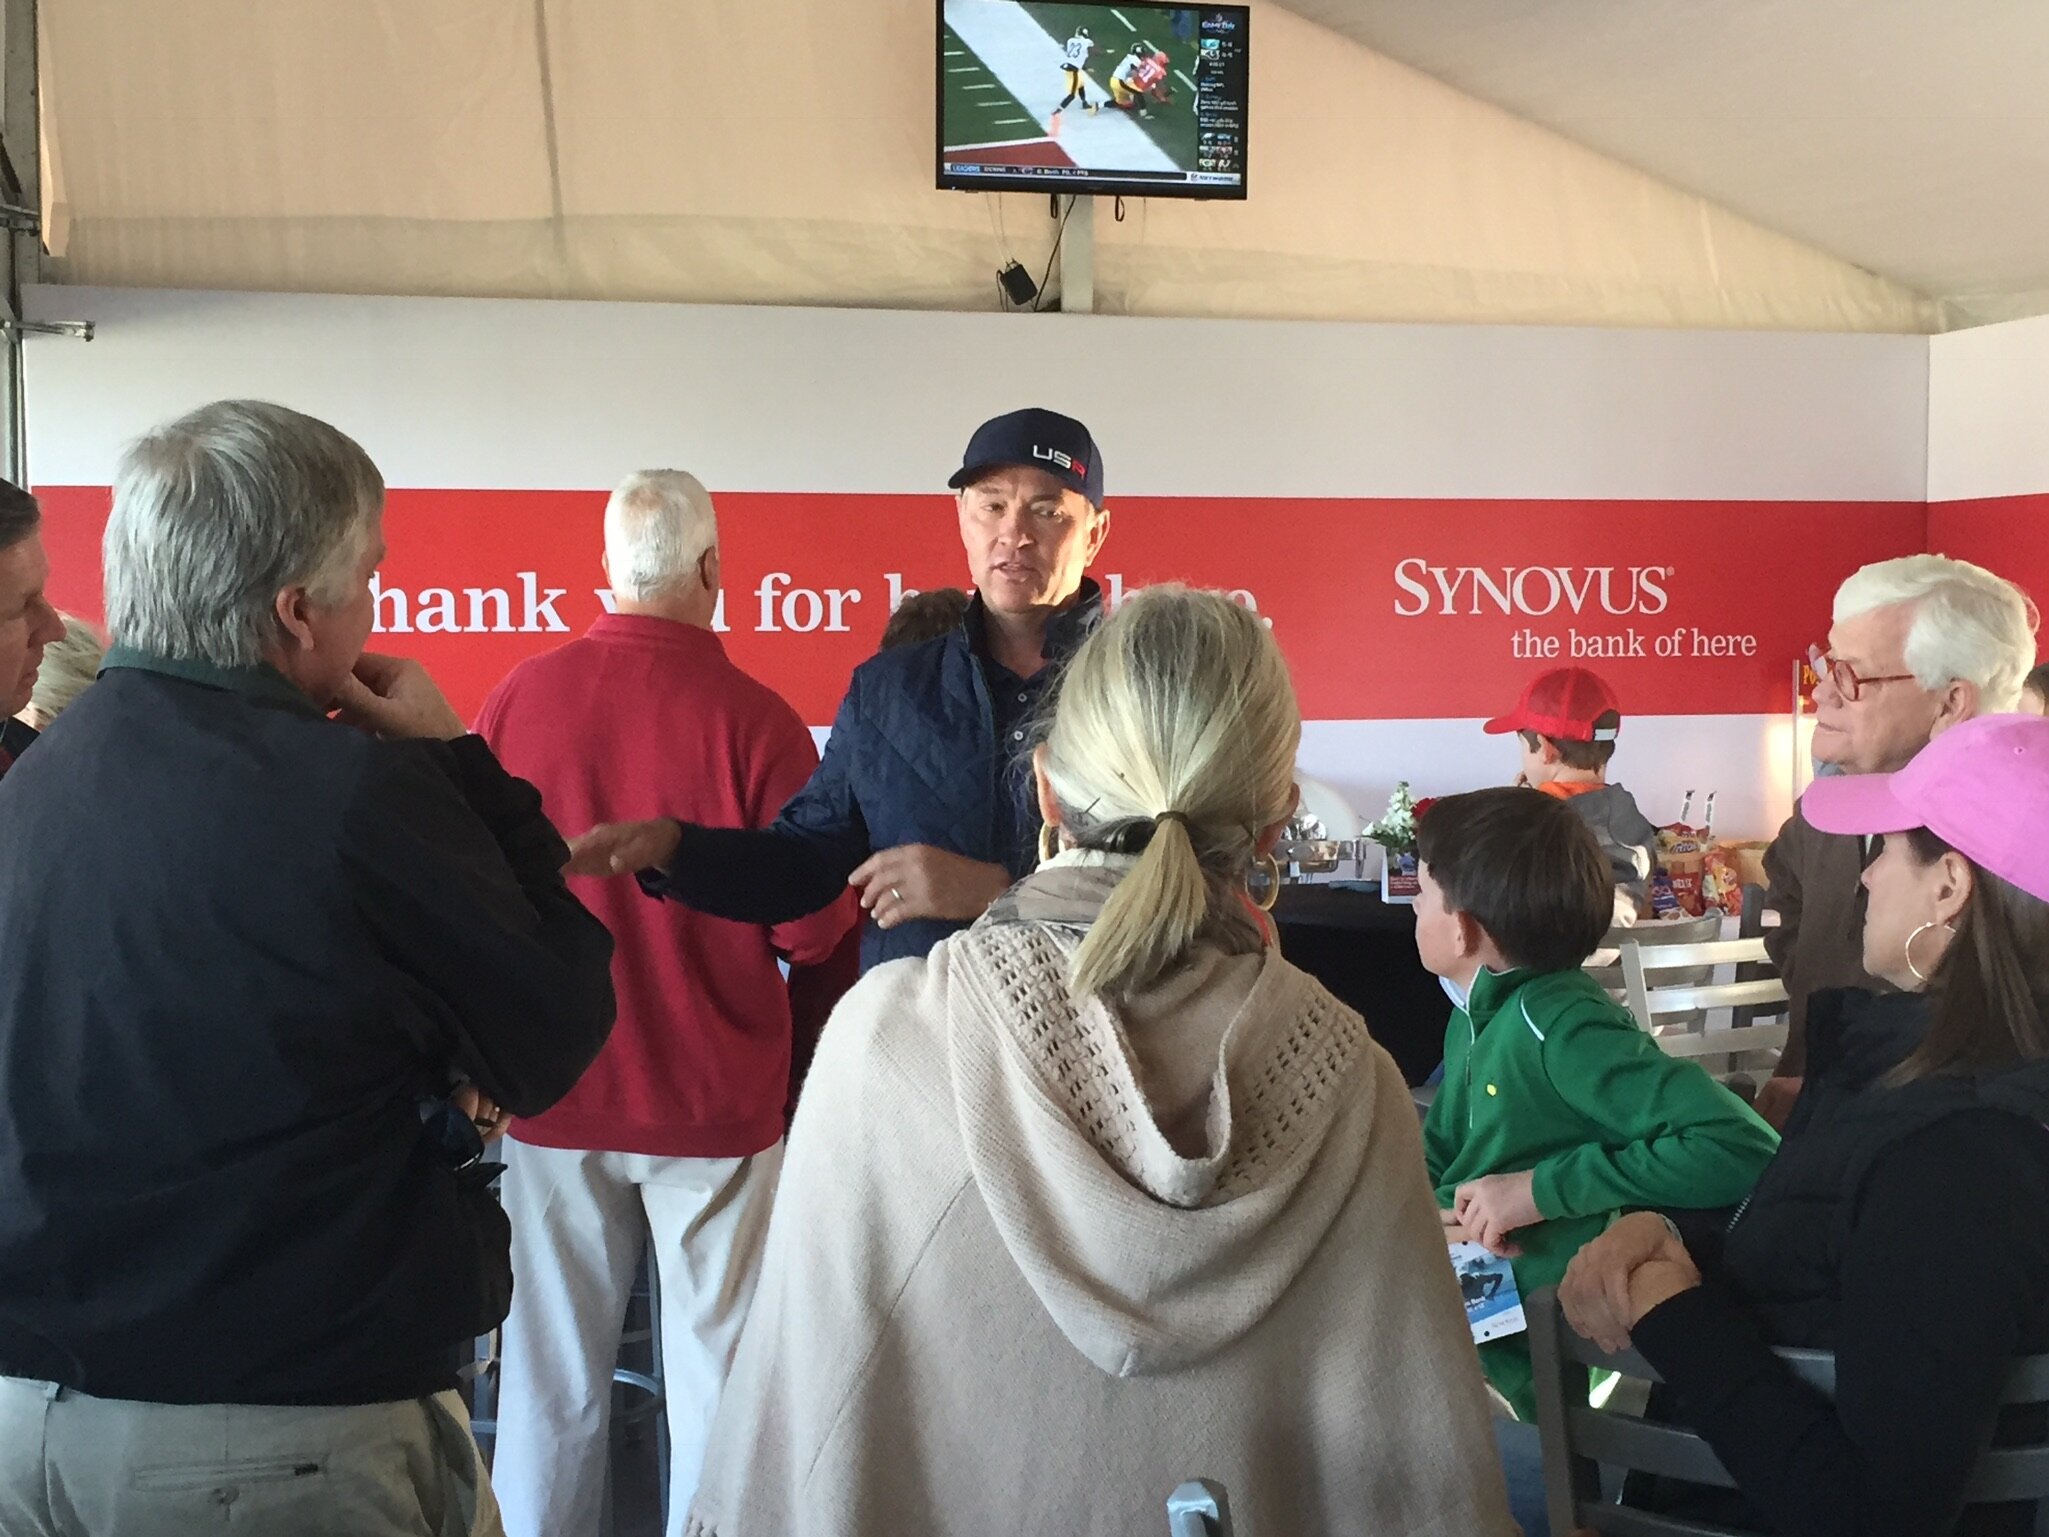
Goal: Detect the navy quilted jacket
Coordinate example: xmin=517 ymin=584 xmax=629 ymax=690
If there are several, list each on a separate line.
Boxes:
xmin=651 ymin=584 xmax=1103 ymax=970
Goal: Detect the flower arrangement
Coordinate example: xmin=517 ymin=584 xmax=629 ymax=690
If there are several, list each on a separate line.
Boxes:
xmin=1364 ymin=782 xmax=1434 ymax=854
xmin=1364 ymin=782 xmax=1434 ymax=902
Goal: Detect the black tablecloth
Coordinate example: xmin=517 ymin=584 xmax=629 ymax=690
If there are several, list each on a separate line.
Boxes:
xmin=1272 ymin=884 xmax=1448 ymax=1085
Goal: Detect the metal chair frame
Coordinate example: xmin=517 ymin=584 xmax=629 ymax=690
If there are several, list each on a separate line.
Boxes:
xmin=1527 ymin=1287 xmax=2049 ymax=1536
xmin=1621 ymin=936 xmax=1790 ymax=1066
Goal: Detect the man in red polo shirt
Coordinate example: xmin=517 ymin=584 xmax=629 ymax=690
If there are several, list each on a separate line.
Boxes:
xmin=477 ymin=470 xmax=858 ymax=1537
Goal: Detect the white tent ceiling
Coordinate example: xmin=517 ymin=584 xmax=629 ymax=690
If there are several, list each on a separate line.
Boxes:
xmin=1279 ymin=0 xmax=2049 ymax=326
xmin=38 ymin=1 xmax=2036 ymax=331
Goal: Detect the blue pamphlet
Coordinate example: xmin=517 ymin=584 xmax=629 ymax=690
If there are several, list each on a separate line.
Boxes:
xmin=1450 ymin=1241 xmax=1527 ymax=1343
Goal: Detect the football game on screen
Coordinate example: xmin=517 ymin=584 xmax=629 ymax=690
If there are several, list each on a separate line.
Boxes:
xmin=940 ymin=1 xmax=1249 ymax=198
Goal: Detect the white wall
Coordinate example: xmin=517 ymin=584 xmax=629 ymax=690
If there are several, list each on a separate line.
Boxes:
xmin=25 ymin=289 xmax=1926 ymax=497
xmin=1924 ymin=312 xmax=2049 ymax=638
xmin=23 ymin=286 xmax=1931 ymax=840
xmin=1928 ymin=311 xmax=2049 ymax=501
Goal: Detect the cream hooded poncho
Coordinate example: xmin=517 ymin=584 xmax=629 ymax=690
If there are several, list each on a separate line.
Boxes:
xmin=686 ymin=857 xmax=1514 ymax=1536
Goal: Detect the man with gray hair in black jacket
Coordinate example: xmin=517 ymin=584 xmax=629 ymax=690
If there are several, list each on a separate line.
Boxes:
xmin=0 ymin=399 xmax=615 ymax=1537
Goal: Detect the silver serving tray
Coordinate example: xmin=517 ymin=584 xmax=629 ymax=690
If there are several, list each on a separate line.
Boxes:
xmin=1275 ymin=838 xmax=1349 ymax=875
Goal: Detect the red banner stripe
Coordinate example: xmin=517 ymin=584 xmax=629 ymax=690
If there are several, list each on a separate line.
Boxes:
xmin=35 ymin=485 xmax=1933 ymax=725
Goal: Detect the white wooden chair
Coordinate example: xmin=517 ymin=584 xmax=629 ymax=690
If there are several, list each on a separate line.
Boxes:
xmin=1621 ymin=934 xmax=1790 ymax=1070
xmin=1585 ymin=912 xmax=1723 ymax=1000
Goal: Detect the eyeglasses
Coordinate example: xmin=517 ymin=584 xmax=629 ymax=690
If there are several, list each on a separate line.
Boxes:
xmin=1807 ymin=646 xmax=1917 ymax=703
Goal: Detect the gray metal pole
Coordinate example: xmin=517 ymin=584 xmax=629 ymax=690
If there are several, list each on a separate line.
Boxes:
xmin=1 ymin=0 xmax=39 ymax=486
xmin=1060 ymin=194 xmax=1095 ymax=314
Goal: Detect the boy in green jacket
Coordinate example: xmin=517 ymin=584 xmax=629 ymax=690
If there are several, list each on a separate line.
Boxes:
xmin=1415 ymin=787 xmax=1778 ymax=1421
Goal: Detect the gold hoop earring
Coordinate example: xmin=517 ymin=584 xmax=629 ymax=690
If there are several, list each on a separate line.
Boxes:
xmin=1253 ymin=852 xmax=1281 ymax=911
xmin=1038 ymin=822 xmax=1061 ymax=866
xmin=1904 ymin=920 xmax=1955 ymax=984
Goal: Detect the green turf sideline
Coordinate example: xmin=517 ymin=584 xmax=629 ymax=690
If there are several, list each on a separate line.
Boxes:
xmin=941 ymin=20 xmax=1045 ymax=145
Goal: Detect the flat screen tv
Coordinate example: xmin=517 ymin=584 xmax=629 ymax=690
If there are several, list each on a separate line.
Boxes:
xmin=938 ymin=1 xmax=1249 ymax=200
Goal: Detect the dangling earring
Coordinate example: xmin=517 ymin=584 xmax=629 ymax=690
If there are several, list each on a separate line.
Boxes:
xmin=1038 ymin=822 xmax=1061 ymax=865
xmin=1252 ymin=851 xmax=1281 ymax=911
xmin=1904 ymin=920 xmax=1956 ymax=984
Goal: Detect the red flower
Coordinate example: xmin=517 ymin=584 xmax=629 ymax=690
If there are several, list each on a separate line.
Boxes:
xmin=1413 ymin=797 xmax=1439 ymax=820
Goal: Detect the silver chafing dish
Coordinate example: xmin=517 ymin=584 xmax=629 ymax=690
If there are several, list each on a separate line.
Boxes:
xmin=1269 ymin=811 xmax=1374 ymax=885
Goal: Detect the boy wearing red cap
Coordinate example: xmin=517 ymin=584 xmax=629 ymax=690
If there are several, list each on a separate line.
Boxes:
xmin=1486 ymin=666 xmax=1660 ymax=918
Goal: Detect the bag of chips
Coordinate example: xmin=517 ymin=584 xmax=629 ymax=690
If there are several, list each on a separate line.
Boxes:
xmin=1701 ymin=845 xmax=1747 ymax=917
xmin=1657 ymin=832 xmax=1706 ymax=917
xmin=1654 ymin=790 xmax=1720 ymax=917
xmin=1648 ymin=870 xmax=1681 ymax=918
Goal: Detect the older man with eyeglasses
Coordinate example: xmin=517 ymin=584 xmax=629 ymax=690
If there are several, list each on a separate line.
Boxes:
xmin=1759 ymin=555 xmax=2037 ymax=1126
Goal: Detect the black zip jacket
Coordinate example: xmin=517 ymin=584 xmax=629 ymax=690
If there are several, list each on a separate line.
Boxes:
xmin=1631 ymin=989 xmax=2049 ymax=1536
xmin=0 ymin=652 xmax=614 ymax=1405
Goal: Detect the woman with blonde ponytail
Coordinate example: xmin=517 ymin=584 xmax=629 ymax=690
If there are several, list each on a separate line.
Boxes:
xmin=1037 ymin=583 xmax=1300 ymax=1001
xmin=687 ymin=587 xmax=1516 ymax=1537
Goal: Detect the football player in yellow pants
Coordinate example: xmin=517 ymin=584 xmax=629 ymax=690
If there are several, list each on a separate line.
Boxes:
xmin=1106 ymin=48 xmax=1149 ymax=116
xmin=1053 ymin=28 xmax=1097 ymax=115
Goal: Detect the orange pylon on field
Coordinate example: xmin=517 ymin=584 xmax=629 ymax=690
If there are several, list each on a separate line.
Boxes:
xmin=1048 ymin=111 xmax=1062 ymax=138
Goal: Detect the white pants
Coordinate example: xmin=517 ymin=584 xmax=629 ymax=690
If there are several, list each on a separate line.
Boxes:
xmin=491 ymin=1141 xmax=782 ymax=1537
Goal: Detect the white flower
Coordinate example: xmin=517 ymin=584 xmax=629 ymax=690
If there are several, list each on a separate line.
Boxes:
xmin=1364 ymin=780 xmax=1421 ymax=853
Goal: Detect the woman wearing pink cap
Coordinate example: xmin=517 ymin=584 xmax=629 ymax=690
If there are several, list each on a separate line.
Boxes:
xmin=1558 ymin=712 xmax=2049 ymax=1536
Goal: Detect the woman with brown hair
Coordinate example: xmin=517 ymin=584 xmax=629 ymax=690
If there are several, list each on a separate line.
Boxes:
xmin=1560 ymin=711 xmax=2049 ymax=1536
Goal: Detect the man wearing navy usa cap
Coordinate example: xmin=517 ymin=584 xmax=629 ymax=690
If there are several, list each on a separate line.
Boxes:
xmin=568 ymin=408 xmax=1111 ymax=969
